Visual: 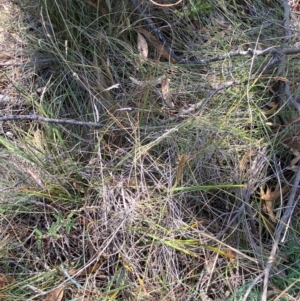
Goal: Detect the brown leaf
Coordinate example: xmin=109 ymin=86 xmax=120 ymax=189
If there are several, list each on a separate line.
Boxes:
xmin=136 ymin=27 xmax=177 ymax=63
xmin=43 ymin=287 xmax=64 ymax=301
xmin=137 ymin=33 xmax=148 ymax=60
xmin=260 ymin=185 xmax=290 ymax=202
xmin=226 ymin=249 xmax=236 ymax=263
xmin=282 ymin=133 xmax=300 ymax=151
xmin=264 ymin=200 xmax=277 ymax=223
xmin=161 ymin=77 xmax=174 ymax=108
xmin=263 ymin=101 xmax=278 ymax=115
xmin=172 ymin=155 xmax=187 ymax=188
xmin=238 ymin=149 xmax=254 ymax=173
xmin=260 ymin=185 xmax=290 ymax=222
xmin=0 ymin=275 xmax=15 ymax=289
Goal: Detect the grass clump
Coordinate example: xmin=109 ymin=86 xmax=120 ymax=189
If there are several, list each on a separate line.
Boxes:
xmin=1 ymin=0 xmax=300 ymax=300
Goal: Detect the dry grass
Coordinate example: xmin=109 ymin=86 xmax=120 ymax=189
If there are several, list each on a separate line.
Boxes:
xmin=1 ymin=0 xmax=300 ymax=300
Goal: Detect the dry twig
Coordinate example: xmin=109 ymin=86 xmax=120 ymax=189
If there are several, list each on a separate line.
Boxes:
xmin=262 ymin=166 xmax=300 ymax=301
xmin=261 ymin=3 xmax=299 ymax=299
xmin=148 ymin=0 xmax=183 ymax=8
xmin=0 ymin=115 xmax=105 ymax=128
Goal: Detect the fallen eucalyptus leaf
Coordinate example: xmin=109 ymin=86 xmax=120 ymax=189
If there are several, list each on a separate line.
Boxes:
xmin=137 ymin=32 xmax=148 ymax=60
xmin=136 ymin=27 xmax=177 ymax=63
xmin=161 ymin=77 xmax=174 ymax=108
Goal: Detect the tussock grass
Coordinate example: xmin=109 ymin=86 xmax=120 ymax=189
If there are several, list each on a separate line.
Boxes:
xmin=1 ymin=0 xmax=300 ymax=300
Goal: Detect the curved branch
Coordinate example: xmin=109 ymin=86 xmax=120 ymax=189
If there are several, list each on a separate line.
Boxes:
xmin=148 ymin=0 xmax=183 ymax=7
